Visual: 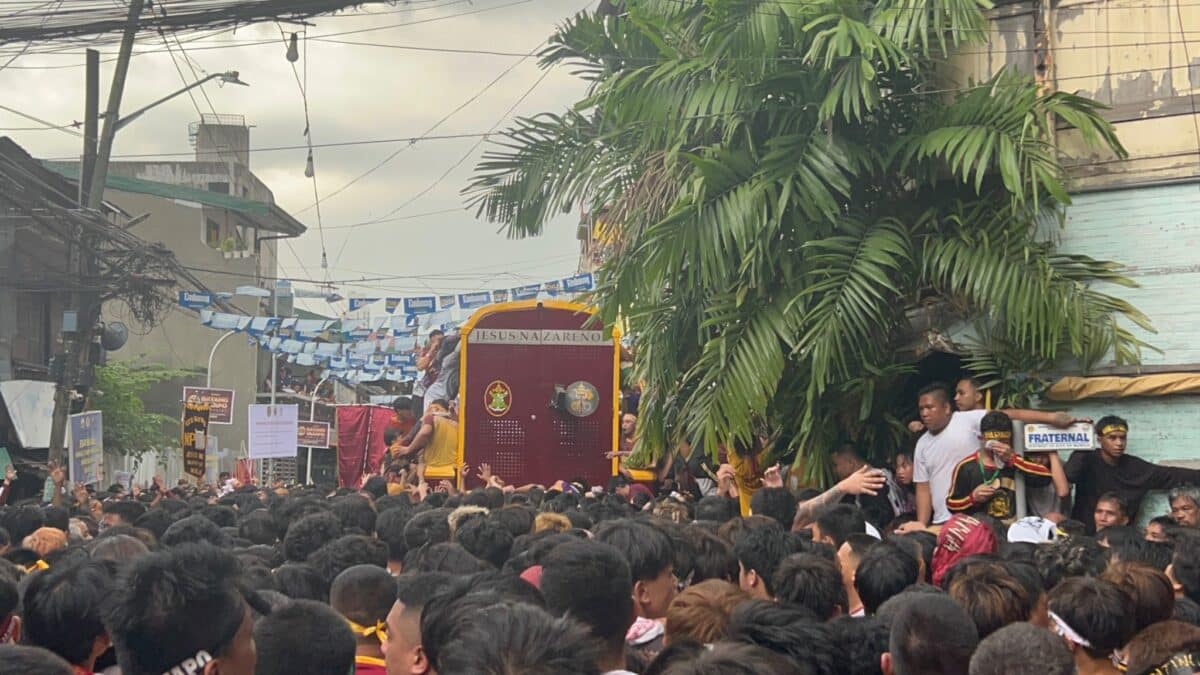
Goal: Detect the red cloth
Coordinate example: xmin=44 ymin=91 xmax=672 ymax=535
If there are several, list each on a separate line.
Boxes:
xmin=932 ymin=514 xmax=999 ymax=587
xmin=235 ymin=458 xmax=255 ymax=485
xmin=520 ymin=564 xmax=544 ymax=589
xmin=336 ymin=406 xmax=395 ymax=488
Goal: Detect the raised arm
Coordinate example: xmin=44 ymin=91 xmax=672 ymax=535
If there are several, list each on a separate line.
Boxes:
xmin=791 ymin=465 xmax=886 ymax=531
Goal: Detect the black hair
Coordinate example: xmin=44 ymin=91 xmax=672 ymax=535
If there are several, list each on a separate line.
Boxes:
xmin=237 ymin=509 xmax=279 ymax=546
xmin=273 ymin=562 xmax=330 ymax=603
xmin=429 ymin=398 xmax=451 ymax=410
xmin=1112 ymin=538 xmax=1173 ymax=571
xmin=22 ymin=559 xmax=113 ymax=665
xmin=828 ymin=615 xmax=890 ymax=675
xmin=1098 ymin=524 xmax=1138 ymax=546
xmin=643 ymin=642 xmax=705 ymax=675
xmin=436 ymin=601 xmax=603 ymax=675
xmin=695 ymin=496 xmax=737 ymax=523
xmin=1174 ymin=534 xmax=1200 ymax=605
xmin=732 ymin=522 xmax=791 ymax=597
xmin=726 ymin=599 xmax=837 ymax=674
xmin=101 ymin=501 xmax=147 ymax=526
xmin=979 ymin=410 xmax=1013 ymax=436
xmin=41 ymin=505 xmax=69 ymax=532
xmin=594 ymin=519 xmax=674 ymax=582
xmin=888 ymin=593 xmax=979 ymax=675
xmin=917 ymin=382 xmax=953 ymax=405
xmin=200 ymin=505 xmax=237 ymax=529
xmin=969 ymin=621 xmax=1073 ymax=675
xmin=104 ymin=543 xmax=254 ymax=675
xmin=689 ymin=528 xmax=738 ymax=583
xmin=283 ymin=512 xmax=343 ymax=562
xmin=373 ymin=494 xmax=413 ymax=515
xmin=331 ymin=495 xmax=377 ymax=535
xmin=490 ymin=505 xmax=535 ymax=538
xmin=773 ymin=553 xmax=847 ymax=620
xmin=88 ymin=533 xmax=149 ymax=562
xmin=855 ymin=541 xmax=920 ymax=615
xmin=0 ymin=559 xmax=18 ymax=618
xmin=308 ymin=534 xmax=389 ymax=583
xmin=330 ymin=564 xmax=396 ymax=633
xmin=395 ymin=571 xmax=455 ymax=614
xmin=749 ymin=488 xmax=798 ymax=530
xmin=160 ymin=514 xmax=228 ymax=548
xmin=1095 ymin=415 xmax=1129 ymax=434
xmin=375 ymin=505 xmax=413 ymax=562
xmin=455 ymin=516 xmax=514 ymax=569
xmin=403 ymin=542 xmax=482 ymax=575
xmin=392 ymin=396 xmax=414 ymax=412
xmin=254 ymin=599 xmax=356 ymax=675
xmin=1 ymin=505 xmax=44 ymax=543
xmin=0 ymin=645 xmax=73 ymax=675
xmin=132 ymin=509 xmax=174 ymax=541
xmin=403 ymin=508 xmax=452 ymax=552
xmin=814 ymin=504 xmax=866 ymax=548
xmin=1047 ymin=577 xmax=1136 ymax=659
xmin=540 ymin=539 xmax=634 ymax=651
xmin=1175 ymin=596 xmax=1200 ymax=627
xmin=361 ymin=476 xmax=389 ymax=501
xmin=1034 ymin=537 xmax=1109 ymax=591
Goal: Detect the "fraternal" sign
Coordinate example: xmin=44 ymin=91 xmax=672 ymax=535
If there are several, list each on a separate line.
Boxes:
xmin=1024 ymin=422 xmax=1095 ymax=452
xmin=470 ymin=328 xmax=608 ymax=347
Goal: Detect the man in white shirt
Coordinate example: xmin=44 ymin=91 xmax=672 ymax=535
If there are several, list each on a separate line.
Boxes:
xmin=896 ymin=382 xmax=1084 ymax=533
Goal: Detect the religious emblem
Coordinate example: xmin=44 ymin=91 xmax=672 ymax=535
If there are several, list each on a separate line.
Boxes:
xmin=485 ymin=381 xmax=512 ymax=417
xmin=564 ymin=381 xmax=600 ymax=418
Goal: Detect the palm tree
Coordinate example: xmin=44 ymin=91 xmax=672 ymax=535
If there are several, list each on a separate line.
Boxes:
xmin=466 ymin=0 xmax=1152 ymax=481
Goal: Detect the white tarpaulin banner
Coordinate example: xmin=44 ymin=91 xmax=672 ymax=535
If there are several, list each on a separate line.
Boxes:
xmin=248 ymin=404 xmax=299 ymax=459
xmin=0 ymin=380 xmax=57 ymax=448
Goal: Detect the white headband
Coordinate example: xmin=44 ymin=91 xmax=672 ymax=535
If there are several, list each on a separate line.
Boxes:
xmin=1049 ymin=611 xmax=1092 ymax=648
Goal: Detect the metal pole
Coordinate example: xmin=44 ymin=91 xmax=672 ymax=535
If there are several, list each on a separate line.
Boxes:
xmin=86 ymin=0 xmax=145 ymax=212
xmin=306 ymin=375 xmax=329 ymax=485
xmin=1014 ymin=421 xmax=1028 ymax=520
xmin=80 ymin=50 xmax=99 ymax=207
xmin=205 ymin=329 xmax=238 ymax=387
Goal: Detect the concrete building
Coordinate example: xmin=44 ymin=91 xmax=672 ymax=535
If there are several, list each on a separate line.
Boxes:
xmin=48 ymin=114 xmax=306 ymax=483
xmin=947 ymin=0 xmax=1200 ymax=514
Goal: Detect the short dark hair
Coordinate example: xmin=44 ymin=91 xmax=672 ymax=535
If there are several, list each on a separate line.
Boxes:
xmin=394 ymin=572 xmax=455 ymax=614
xmin=1100 ymin=561 xmax=1176 ymax=633
xmin=814 ymin=504 xmax=866 ymax=548
xmin=1112 ymin=538 xmax=1173 ymax=571
xmin=21 ymin=559 xmax=113 ymax=665
xmin=375 ymin=505 xmax=413 ymax=562
xmin=917 ymin=382 xmax=953 ymax=405
xmin=392 ymin=396 xmax=414 ymax=412
xmin=101 ymin=500 xmax=147 ymax=525
xmin=828 ymin=616 xmax=890 ymax=675
xmin=540 ymin=539 xmax=633 ymax=651
xmin=750 ymin=488 xmax=797 ymax=529
xmin=308 ymin=534 xmax=389 ymax=583
xmin=402 ymin=541 xmax=481 ymax=575
xmin=0 ymin=645 xmax=73 ymax=675
xmin=979 ymin=410 xmax=1013 ymax=437
xmin=658 ymin=641 xmax=796 ymax=674
xmin=455 ymin=516 xmax=514 ymax=569
xmin=732 ymin=522 xmax=791 ymax=596
xmin=888 ymin=593 xmax=979 ymax=675
xmin=772 ymin=553 xmax=847 ymax=620
xmin=969 ymin=621 xmax=1073 ymax=675
xmin=273 ymin=562 xmax=328 ymax=602
xmin=1097 ymin=492 xmax=1130 ymax=518
xmin=1047 ymin=577 xmax=1137 ymax=660
xmin=331 ymin=495 xmax=377 ymax=535
xmin=283 ymin=512 xmax=343 ymax=562
xmin=1096 ymin=415 xmax=1128 ymax=434
xmin=946 ymin=562 xmax=1032 ymax=638
xmin=855 ymin=541 xmax=920 ymax=615
xmin=330 ymin=564 xmax=396 ymax=632
xmin=403 ymin=508 xmax=452 ymax=552
xmin=1173 ymin=534 xmax=1200 ymax=604
xmin=689 ymin=529 xmax=738 ymax=583
xmin=594 ymin=520 xmax=674 ymax=582
xmin=160 ymin=514 xmax=228 ymax=548
xmin=254 ymin=599 xmax=356 ymax=675
xmin=695 ymin=496 xmax=738 ymax=523
xmin=104 ymin=544 xmax=254 ymax=675
xmin=726 ymin=599 xmax=838 ymax=674
xmin=490 ymin=506 xmax=535 ymax=538
xmin=436 ymin=601 xmax=603 ymax=675
xmin=237 ymin=509 xmax=278 ymax=545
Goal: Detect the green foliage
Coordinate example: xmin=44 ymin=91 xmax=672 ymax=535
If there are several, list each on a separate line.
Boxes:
xmin=466 ymin=0 xmax=1152 ymax=482
xmin=88 ymin=362 xmax=191 ymax=459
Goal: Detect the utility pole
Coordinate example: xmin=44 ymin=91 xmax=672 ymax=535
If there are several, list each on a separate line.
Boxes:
xmin=80 ymin=50 xmax=99 ymax=207
xmin=48 ymin=0 xmax=145 ymax=465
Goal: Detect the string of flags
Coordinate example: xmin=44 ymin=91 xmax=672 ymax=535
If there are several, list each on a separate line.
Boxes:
xmin=185 ymin=273 xmax=596 ymax=386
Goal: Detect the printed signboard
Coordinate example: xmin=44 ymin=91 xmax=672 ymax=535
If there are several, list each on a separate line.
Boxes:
xmin=181 ymin=401 xmax=210 ymax=479
xmin=249 ymin=404 xmax=299 ymax=459
xmin=183 ymin=387 xmax=235 ymax=425
xmin=297 ymin=421 xmax=331 ymax=449
xmin=1024 ymin=422 xmax=1095 ymax=452
xmin=69 ymin=411 xmax=104 ymax=485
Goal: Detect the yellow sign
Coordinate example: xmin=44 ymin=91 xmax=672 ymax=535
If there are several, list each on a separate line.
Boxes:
xmin=485 ymin=381 xmax=512 ymax=417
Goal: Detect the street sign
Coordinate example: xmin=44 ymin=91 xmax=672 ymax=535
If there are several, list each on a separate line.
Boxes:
xmin=68 ymin=411 xmax=104 ymax=485
xmin=297 ymin=421 xmax=331 ymax=449
xmin=183 ymin=387 xmax=235 ymax=425
xmin=1024 ymin=422 xmax=1095 ymax=452
xmin=249 ymin=404 xmax=299 ymax=459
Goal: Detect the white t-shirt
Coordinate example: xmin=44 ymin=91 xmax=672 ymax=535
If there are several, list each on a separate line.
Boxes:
xmin=914 ymin=409 xmax=987 ymax=524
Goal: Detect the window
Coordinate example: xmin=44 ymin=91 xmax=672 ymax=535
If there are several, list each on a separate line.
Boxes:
xmin=13 ymin=293 xmax=50 ymax=365
xmin=205 ymin=218 xmax=222 ymax=248
xmin=207 ymin=181 xmax=230 ymax=194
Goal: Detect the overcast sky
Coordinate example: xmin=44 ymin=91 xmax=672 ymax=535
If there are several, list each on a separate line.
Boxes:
xmin=0 ymin=0 xmax=592 ymax=315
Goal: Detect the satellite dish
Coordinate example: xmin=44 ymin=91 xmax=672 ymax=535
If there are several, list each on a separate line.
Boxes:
xmin=101 ymin=322 xmax=129 ymax=351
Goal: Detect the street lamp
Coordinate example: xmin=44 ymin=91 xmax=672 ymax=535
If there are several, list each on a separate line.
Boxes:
xmin=103 ymin=71 xmax=249 ymax=132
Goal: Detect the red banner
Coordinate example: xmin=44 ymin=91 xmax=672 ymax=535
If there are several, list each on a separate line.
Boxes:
xmin=336 ymin=405 xmax=393 ymax=488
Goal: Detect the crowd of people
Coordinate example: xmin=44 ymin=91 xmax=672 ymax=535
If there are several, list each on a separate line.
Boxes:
xmin=1 ymin=378 xmax=1200 ymax=674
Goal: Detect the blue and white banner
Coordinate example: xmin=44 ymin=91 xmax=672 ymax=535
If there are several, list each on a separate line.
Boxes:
xmin=458 ymin=291 xmax=491 ymax=309
xmin=439 ymin=295 xmax=457 ymax=309
xmin=348 ymin=297 xmax=380 ymax=312
xmin=404 ymin=296 xmax=437 ymax=315
xmin=492 ymin=289 xmax=509 ymax=303
xmin=512 ymin=284 xmax=541 ymax=301
xmin=178 ymin=290 xmax=214 ymax=310
xmin=563 ymin=273 xmax=595 ymax=293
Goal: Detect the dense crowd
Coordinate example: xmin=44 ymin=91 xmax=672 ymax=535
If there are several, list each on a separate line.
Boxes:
xmin=1 ymin=379 xmax=1200 ymax=674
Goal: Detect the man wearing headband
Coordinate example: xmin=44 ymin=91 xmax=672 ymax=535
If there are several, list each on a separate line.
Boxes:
xmin=946 ymin=411 xmax=1053 ymax=525
xmin=330 ymin=565 xmax=395 ymax=674
xmin=105 ymin=543 xmax=262 ymax=675
xmin=898 ymin=381 xmax=1086 ymax=534
xmin=1066 ymin=415 xmax=1200 ymax=534
xmin=1047 ymin=577 xmax=1136 ymax=675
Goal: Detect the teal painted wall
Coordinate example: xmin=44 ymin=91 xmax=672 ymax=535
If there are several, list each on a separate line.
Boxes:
xmin=1049 ymin=184 xmax=1200 ymax=523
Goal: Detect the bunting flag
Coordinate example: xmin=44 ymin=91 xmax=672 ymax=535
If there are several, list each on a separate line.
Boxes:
xmin=348 ymin=297 xmax=380 ymax=312
xmin=403 ymin=297 xmax=437 ymax=315
xmin=439 ymin=295 xmax=457 ymax=309
xmin=562 ymin=273 xmax=595 ymax=293
xmin=512 ymin=284 xmax=540 ymax=300
xmin=178 ymin=290 xmax=213 ymax=309
xmin=458 ymin=291 xmax=491 ymax=309
xmin=542 ymin=280 xmax=561 ymax=297
xmin=385 ymin=298 xmax=402 ymax=314
xmin=492 ymin=289 xmax=509 ymax=303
